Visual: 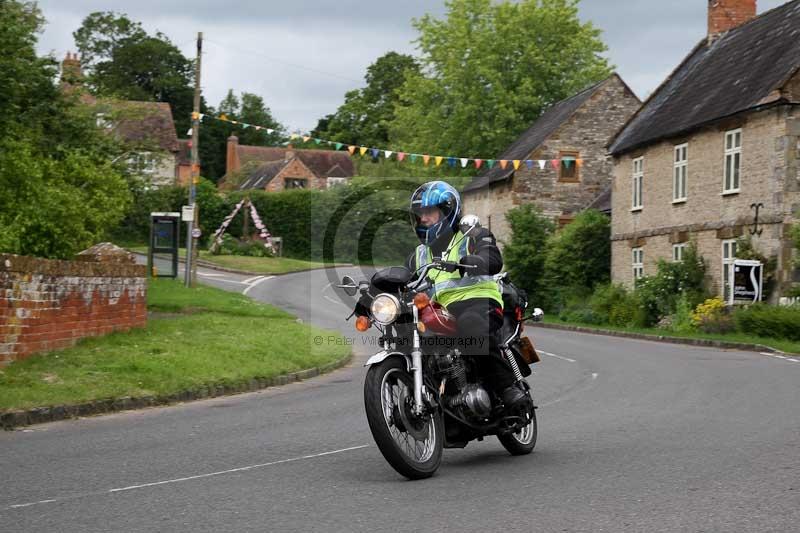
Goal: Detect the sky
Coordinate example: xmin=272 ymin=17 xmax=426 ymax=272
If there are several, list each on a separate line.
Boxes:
xmin=33 ymin=0 xmax=788 ymax=134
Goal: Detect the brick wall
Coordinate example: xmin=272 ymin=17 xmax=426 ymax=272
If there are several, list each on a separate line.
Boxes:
xmin=0 ymin=244 xmax=147 ymax=365
xmin=610 ymin=105 xmax=798 ymax=297
xmin=264 ymin=157 xmax=327 ymax=192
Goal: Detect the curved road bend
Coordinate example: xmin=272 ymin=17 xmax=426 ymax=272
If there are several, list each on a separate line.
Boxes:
xmin=1 ymin=265 xmax=799 ymax=532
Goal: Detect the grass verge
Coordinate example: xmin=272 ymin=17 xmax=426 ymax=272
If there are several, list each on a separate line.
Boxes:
xmin=541 ymin=315 xmax=800 ymax=354
xmin=128 ymin=246 xmax=336 ymax=275
xmin=0 ymin=279 xmax=350 ymax=412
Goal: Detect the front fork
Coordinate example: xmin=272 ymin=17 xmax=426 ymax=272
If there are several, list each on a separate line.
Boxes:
xmin=411 ymin=305 xmax=424 ymax=416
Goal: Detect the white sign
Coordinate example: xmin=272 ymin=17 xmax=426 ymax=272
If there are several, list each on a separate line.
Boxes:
xmin=191 ymin=228 xmax=202 ymax=239
xmin=182 ymin=205 xmax=195 ymax=222
xmin=729 ymin=259 xmax=763 ymax=305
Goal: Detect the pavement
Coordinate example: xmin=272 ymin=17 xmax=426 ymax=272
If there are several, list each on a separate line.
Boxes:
xmin=1 ymin=263 xmax=799 ymax=532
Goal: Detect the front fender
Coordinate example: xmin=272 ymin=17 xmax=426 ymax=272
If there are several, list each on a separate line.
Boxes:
xmin=364 ymin=350 xmax=411 ymax=371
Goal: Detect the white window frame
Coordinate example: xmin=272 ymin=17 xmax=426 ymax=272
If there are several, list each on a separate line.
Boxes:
xmin=673 ymin=143 xmax=688 ymax=203
xmin=128 ymin=151 xmax=157 ymax=175
xmin=723 ymin=129 xmax=742 ymax=194
xmin=722 ymin=239 xmax=738 ymax=301
xmin=631 ymin=157 xmax=643 ymax=211
xmin=672 ymin=243 xmax=688 ymax=262
xmin=632 ymin=247 xmax=644 ymax=280
xmin=326 ymin=177 xmax=347 ymax=188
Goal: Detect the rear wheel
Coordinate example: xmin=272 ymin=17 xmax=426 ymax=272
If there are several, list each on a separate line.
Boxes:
xmin=364 ymin=357 xmax=443 ymax=479
xmin=498 ymin=406 xmax=537 ymax=456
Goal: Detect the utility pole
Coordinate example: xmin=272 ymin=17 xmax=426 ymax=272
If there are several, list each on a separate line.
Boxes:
xmin=185 ymin=31 xmax=202 ymax=287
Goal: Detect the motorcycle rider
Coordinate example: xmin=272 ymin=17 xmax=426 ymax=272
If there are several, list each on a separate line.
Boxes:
xmin=407 ymin=180 xmax=527 ymax=408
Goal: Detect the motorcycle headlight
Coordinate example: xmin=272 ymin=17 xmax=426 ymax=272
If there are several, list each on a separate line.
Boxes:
xmin=370 ymin=294 xmax=400 ymax=325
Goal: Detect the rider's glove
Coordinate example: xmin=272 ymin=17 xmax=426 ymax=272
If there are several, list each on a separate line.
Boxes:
xmin=459 ymin=254 xmax=488 ymax=276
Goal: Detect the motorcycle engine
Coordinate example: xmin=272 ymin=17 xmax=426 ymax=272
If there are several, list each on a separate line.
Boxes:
xmin=447 ymin=384 xmax=493 ymax=420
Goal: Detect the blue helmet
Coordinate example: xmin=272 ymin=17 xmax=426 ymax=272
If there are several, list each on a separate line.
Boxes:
xmin=410 ymin=181 xmax=461 ymax=245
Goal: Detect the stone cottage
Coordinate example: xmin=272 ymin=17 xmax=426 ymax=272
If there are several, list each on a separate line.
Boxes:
xmin=221 ymin=136 xmax=355 ymax=191
xmin=461 ymin=73 xmax=641 ymax=244
xmin=607 ymin=0 xmax=800 ymax=301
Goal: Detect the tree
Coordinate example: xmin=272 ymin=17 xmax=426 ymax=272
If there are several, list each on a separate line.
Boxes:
xmin=0 ymin=1 xmax=131 ymax=259
xmin=198 ymin=90 xmax=286 ymax=182
xmin=74 ymin=12 xmax=194 ymax=133
xmin=543 ymin=209 xmax=611 ymax=294
xmin=314 ymin=52 xmax=420 ymax=147
xmin=502 ymin=205 xmax=554 ymax=302
xmin=389 ymin=0 xmax=612 ymax=157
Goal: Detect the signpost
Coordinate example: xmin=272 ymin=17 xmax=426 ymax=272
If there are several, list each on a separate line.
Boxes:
xmin=729 ymin=259 xmax=763 ymax=305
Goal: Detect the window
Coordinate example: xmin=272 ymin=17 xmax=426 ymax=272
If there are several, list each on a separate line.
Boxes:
xmin=326 ymin=177 xmax=347 ymax=188
xmin=672 ymin=243 xmax=687 ymax=262
xmin=673 ymin=143 xmax=688 ymax=202
xmin=128 ymin=152 xmax=157 ymax=175
xmin=722 ymin=239 xmax=738 ymax=301
xmin=723 ymin=129 xmax=742 ymax=193
xmin=285 ymin=178 xmax=307 ymax=189
xmin=632 ymin=157 xmax=643 ymax=210
xmin=558 ymin=151 xmax=580 ymax=181
xmin=632 ymin=247 xmax=644 ymax=280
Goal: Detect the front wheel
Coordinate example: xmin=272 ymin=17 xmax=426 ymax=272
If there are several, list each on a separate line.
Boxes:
xmin=364 ymin=357 xmax=443 ymax=479
xmin=498 ymin=406 xmax=537 ymax=456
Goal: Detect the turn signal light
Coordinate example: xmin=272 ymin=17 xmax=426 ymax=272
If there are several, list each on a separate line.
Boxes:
xmin=414 ymin=292 xmax=430 ymax=310
xmin=355 ymin=316 xmax=371 ymax=332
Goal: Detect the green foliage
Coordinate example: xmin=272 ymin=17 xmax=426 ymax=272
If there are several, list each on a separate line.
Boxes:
xmin=109 ymin=183 xmax=185 ymax=245
xmin=502 ymin=205 xmax=555 ymax=301
xmin=212 ymin=235 xmax=274 ymax=258
xmin=734 ymin=303 xmax=800 ymax=341
xmin=390 ymin=0 xmax=612 ymax=157
xmin=690 ymin=297 xmax=733 ymax=334
xmin=74 ymin=12 xmax=195 ymax=134
xmin=635 ymin=244 xmax=708 ymax=326
xmin=665 ymin=293 xmax=697 ymax=333
xmin=588 ymin=283 xmax=645 ymax=328
xmin=314 ymin=52 xmax=420 ymax=148
xmin=543 ymin=209 xmax=610 ymax=307
xmin=0 ymin=1 xmax=131 ymax=259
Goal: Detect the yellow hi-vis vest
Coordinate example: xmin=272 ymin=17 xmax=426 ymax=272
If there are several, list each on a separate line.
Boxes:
xmin=414 ymin=231 xmax=503 ymax=308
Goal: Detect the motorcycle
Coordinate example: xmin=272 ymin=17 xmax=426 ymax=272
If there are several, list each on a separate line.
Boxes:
xmin=337 ymin=221 xmax=544 ymax=479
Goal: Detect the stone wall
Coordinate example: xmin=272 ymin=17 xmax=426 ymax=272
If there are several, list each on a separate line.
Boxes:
xmin=0 ymin=244 xmax=147 ymax=365
xmin=264 ymin=157 xmax=327 ymax=192
xmin=462 ymin=74 xmax=640 ymax=246
xmin=610 ymin=105 xmax=799 ymax=296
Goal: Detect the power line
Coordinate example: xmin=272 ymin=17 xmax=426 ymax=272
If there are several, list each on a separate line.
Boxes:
xmin=204 ymin=38 xmax=362 ymax=84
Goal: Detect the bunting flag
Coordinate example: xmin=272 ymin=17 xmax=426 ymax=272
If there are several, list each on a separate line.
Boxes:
xmin=197 ymin=113 xmax=590 ymax=174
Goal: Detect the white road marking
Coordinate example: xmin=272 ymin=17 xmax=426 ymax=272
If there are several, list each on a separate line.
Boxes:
xmin=9 ymin=499 xmax=56 ymax=509
xmin=6 ymin=445 xmax=369 ymax=510
xmin=242 ymin=275 xmax=274 ymax=296
xmin=107 ymin=445 xmax=368 ymax=493
xmin=206 ymin=278 xmax=247 ymax=286
xmin=760 ymin=352 xmax=800 ymax=364
xmin=592 ymin=373 xmax=599 ymax=380
xmin=197 ymin=272 xmax=227 ymax=278
xmin=539 ymin=350 xmax=576 ymax=363
xmin=242 ymin=275 xmax=266 ymax=285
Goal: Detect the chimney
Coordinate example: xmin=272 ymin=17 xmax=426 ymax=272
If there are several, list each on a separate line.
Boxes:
xmin=708 ymin=0 xmax=757 ymax=40
xmin=226 ymin=135 xmax=240 ymax=176
xmin=60 ymin=51 xmax=83 ymax=87
xmin=285 ymin=144 xmax=295 ymax=161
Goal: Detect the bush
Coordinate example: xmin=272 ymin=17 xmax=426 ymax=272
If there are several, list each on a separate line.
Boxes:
xmin=587 ymin=283 xmax=645 ymax=327
xmin=691 ymin=297 xmax=734 ymax=334
xmin=503 ymin=205 xmax=555 ymax=303
xmin=635 ymin=243 xmax=708 ymax=326
xmin=211 ymin=234 xmax=273 ymax=257
xmin=666 ymin=293 xmax=696 ymax=333
xmin=543 ymin=209 xmax=610 ymax=307
xmin=734 ymin=303 xmax=800 ymax=340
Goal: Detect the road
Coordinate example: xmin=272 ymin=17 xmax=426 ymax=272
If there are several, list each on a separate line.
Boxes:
xmin=2 ymin=264 xmax=799 ymax=532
